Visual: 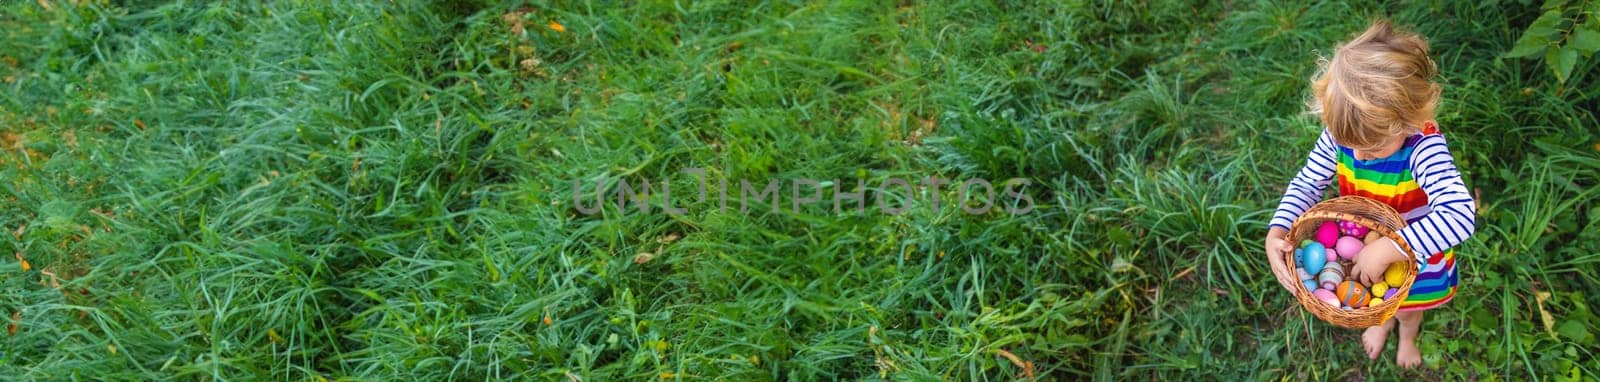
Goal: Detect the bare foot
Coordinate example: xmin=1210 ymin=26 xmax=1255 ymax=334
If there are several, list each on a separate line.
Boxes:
xmin=1396 ymin=337 xmax=1421 ymax=368
xmin=1395 ymin=310 xmax=1424 ymax=368
xmin=1363 ymin=318 xmax=1395 ymax=359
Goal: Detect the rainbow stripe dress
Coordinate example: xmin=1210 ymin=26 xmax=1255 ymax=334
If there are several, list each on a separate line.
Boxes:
xmin=1271 ymin=123 xmax=1475 ymax=312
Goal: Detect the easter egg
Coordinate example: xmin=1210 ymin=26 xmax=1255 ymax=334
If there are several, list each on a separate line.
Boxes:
xmin=1296 ymin=268 xmax=1313 ymax=281
xmin=1336 ymin=281 xmax=1370 ymax=308
xmin=1325 ymin=248 xmax=1337 ymax=263
xmin=1317 ymin=262 xmax=1343 ymax=290
xmin=1371 ymin=297 xmax=1385 ymax=306
xmin=1370 ymin=282 xmax=1389 ymax=298
xmin=1312 ymin=289 xmax=1339 ymax=306
xmin=1384 ymin=262 xmax=1407 ymax=286
xmin=1316 ymin=221 xmax=1339 ymax=248
xmin=1302 ymin=279 xmax=1319 ymax=292
xmin=1384 ymin=289 xmax=1397 ymax=300
xmin=1339 ymin=220 xmax=1370 ymax=238
xmin=1302 ymin=242 xmax=1327 ymax=274
xmin=1336 ymin=236 xmax=1364 ymax=261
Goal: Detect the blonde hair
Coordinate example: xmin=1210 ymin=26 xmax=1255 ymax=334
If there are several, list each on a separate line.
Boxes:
xmin=1309 ymin=20 xmax=1440 ymax=149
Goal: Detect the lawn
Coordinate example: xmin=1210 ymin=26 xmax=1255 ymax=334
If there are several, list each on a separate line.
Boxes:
xmin=2 ymin=0 xmax=1597 ymax=380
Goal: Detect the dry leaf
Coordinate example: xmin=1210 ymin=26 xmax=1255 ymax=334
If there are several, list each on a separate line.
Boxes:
xmin=633 ymin=251 xmax=656 ymax=264
xmin=519 ymin=57 xmax=542 ymax=74
xmin=40 ymin=269 xmax=59 ymax=289
xmin=1 ymin=132 xmax=18 ymax=150
xmin=548 ymin=20 xmax=565 ymax=32
xmin=7 ymin=310 xmax=18 ymax=335
xmin=502 ymin=8 xmax=540 ymax=37
xmin=993 ymin=348 xmax=1037 ymax=381
xmin=1169 ymin=266 xmax=1196 ymax=281
xmin=1537 ymin=291 xmax=1556 ymax=340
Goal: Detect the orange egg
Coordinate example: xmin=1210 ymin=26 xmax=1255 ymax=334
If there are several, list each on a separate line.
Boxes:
xmin=1336 ymin=281 xmax=1370 ymax=308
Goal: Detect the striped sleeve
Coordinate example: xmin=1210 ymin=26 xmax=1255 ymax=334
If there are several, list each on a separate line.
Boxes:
xmin=1398 ymin=134 xmax=1477 ymax=266
xmin=1269 ymin=129 xmax=1339 ymax=231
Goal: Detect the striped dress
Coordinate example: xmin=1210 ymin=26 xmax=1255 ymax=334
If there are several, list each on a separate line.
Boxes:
xmin=1270 ymin=122 xmax=1476 ymax=311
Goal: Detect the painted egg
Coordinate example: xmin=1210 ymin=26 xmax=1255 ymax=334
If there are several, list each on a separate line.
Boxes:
xmin=1340 ymin=220 xmax=1370 ymax=238
xmin=1312 ymin=289 xmax=1339 ymax=306
xmin=1325 ymin=248 xmax=1337 ymax=262
xmin=1302 ymin=279 xmax=1319 ymax=292
xmin=1384 ymin=262 xmax=1407 ymax=286
xmin=1317 ymin=262 xmax=1343 ymax=290
xmin=1336 ymin=236 xmax=1364 ymax=261
xmin=1336 ymin=281 xmax=1370 ymax=308
xmin=1370 ymin=282 xmax=1389 ymax=298
xmin=1296 ymin=268 xmax=1314 ymax=281
xmin=1384 ymin=289 xmax=1397 ymax=300
xmin=1316 ymin=221 xmax=1340 ymax=248
xmin=1303 ymin=242 xmax=1327 ymax=274
xmin=1371 ymin=297 xmax=1385 ymax=306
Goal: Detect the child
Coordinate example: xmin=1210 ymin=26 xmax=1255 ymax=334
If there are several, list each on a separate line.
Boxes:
xmin=1263 ymin=20 xmax=1477 ymax=368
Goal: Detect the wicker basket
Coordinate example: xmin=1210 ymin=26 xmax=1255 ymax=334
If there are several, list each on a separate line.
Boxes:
xmin=1285 ymin=196 xmax=1419 ymax=328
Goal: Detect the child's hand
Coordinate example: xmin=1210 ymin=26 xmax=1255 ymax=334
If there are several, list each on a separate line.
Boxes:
xmin=1351 ymin=236 xmax=1410 ymax=285
xmin=1264 ymin=228 xmax=1298 ymax=293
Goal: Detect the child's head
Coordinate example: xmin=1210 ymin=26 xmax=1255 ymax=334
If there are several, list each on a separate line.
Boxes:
xmin=1309 ymin=20 xmax=1440 ymax=157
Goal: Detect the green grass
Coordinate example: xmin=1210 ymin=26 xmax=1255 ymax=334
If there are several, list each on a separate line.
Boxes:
xmin=2 ymin=0 xmax=1597 ymax=380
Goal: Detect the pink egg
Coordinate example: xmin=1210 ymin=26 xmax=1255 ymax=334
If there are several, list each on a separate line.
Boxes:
xmin=1336 ymin=236 xmax=1364 ymax=261
xmin=1337 ymin=220 xmax=1370 ymax=238
xmin=1325 ymin=248 xmax=1337 ymax=262
xmin=1316 ymin=221 xmax=1339 ymax=247
xmin=1312 ymin=289 xmax=1340 ymax=306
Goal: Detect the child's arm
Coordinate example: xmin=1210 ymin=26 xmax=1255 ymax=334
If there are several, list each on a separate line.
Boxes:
xmin=1265 ymin=129 xmax=1338 ymax=292
xmin=1269 ymin=129 xmax=1340 ymax=231
xmin=1396 ymin=134 xmax=1477 ymax=266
